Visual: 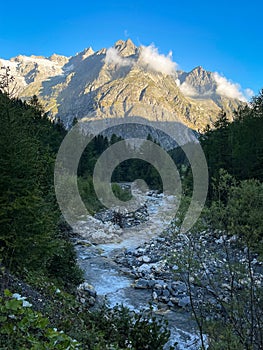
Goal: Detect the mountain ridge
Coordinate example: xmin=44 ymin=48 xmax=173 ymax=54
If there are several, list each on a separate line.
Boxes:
xmin=0 ymin=39 xmax=246 ymax=131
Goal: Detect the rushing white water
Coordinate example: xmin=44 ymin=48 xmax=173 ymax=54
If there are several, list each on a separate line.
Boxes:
xmin=76 ymin=192 xmax=205 ymax=349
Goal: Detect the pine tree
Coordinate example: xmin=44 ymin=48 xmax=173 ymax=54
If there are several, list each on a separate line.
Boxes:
xmin=0 ymin=92 xmax=83 ymax=288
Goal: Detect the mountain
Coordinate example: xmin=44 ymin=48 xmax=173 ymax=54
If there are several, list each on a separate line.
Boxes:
xmin=0 ymin=39 xmax=244 ymax=131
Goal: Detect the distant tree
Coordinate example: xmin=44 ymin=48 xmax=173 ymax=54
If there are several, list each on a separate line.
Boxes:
xmin=0 ymin=66 xmax=18 ymax=97
xmin=28 ymin=94 xmax=44 ymax=116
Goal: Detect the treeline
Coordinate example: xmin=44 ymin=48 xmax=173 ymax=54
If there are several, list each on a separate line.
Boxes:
xmin=199 ymin=90 xmax=263 ymax=248
xmin=112 ymin=134 xmax=162 ymax=190
xmin=0 ymin=92 xmax=83 ymax=290
xmin=201 ymin=91 xmax=263 ymax=198
xmin=78 ymin=133 xmax=163 ymax=210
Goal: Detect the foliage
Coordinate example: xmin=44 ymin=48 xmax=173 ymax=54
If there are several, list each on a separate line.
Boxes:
xmin=78 ymin=133 xmax=164 ymax=193
xmin=0 ymin=290 xmax=80 ymax=349
xmin=171 ymin=227 xmax=263 ymax=350
xmin=0 ymin=66 xmax=18 ymax=97
xmin=0 ymin=92 xmax=82 ymax=290
xmin=43 ymin=295 xmax=173 ymax=350
xmin=111 ymin=183 xmax=132 ymax=202
xmin=200 ymin=91 xmax=263 ymax=200
xmin=208 ymin=170 xmax=263 ymax=250
xmin=75 ymin=303 xmax=173 ymax=350
xmin=47 ymin=239 xmax=84 ymax=292
xmin=2 ymin=278 xmax=173 ymax=350
xmin=78 ymin=176 xmax=104 ymax=214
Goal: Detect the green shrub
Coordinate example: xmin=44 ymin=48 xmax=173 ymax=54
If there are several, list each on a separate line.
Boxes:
xmin=111 ymin=183 xmax=132 ymax=202
xmin=0 ymin=290 xmax=80 ymax=349
xmin=208 ymin=169 xmax=263 ymax=251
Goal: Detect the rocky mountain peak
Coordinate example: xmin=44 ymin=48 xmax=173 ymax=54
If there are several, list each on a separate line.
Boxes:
xmin=49 ymin=53 xmax=69 ymax=65
xmin=96 ymin=48 xmax=107 ymax=55
xmin=0 ymin=40 xmax=244 ymax=133
xmin=114 ymin=39 xmax=137 ymax=57
xmin=82 ymin=47 xmax=95 ymax=59
xmin=179 ymin=66 xmax=216 ymax=96
xmin=193 ymin=65 xmax=204 ymax=72
xmin=75 ymin=47 xmax=95 ymax=60
xmin=10 ymin=55 xmax=28 ymax=62
xmin=29 ymin=55 xmax=46 ymax=60
xmin=189 ymin=66 xmax=210 ymax=79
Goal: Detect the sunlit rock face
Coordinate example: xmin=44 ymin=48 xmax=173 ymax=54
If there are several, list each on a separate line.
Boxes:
xmin=0 ymin=39 xmax=243 ymax=133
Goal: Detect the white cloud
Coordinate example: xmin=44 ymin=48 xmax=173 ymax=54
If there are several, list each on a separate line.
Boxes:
xmin=244 ymin=88 xmax=254 ymax=99
xmin=104 ymin=47 xmax=132 ymax=67
xmin=213 ymin=72 xmax=248 ymax=101
xmin=175 ymin=78 xmax=181 ymax=86
xmin=178 ymin=82 xmax=198 ymax=97
xmin=104 ymin=43 xmax=178 ymax=76
xmin=139 ymin=44 xmax=177 ymax=75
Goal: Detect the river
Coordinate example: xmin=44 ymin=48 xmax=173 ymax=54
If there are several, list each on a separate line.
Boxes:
xmin=74 ymin=191 xmax=204 ymax=349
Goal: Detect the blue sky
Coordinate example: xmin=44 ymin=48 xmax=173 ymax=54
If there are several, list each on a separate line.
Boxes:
xmin=0 ymin=0 xmax=262 ymax=96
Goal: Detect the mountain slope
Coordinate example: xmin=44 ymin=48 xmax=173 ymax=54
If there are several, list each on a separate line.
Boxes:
xmin=0 ymin=39 xmax=244 ymax=131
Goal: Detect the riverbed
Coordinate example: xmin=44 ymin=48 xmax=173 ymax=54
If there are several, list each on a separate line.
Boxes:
xmin=75 ymin=191 xmax=204 ymax=349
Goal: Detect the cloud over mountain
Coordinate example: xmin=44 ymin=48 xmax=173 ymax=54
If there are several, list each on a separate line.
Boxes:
xmin=0 ymin=39 xmax=250 ymax=131
xmin=213 ymin=72 xmax=249 ymax=102
xmin=140 ymin=44 xmax=177 ymax=75
xmin=104 ymin=42 xmax=178 ymax=76
xmin=178 ymin=82 xmax=198 ymax=97
xmin=104 ymin=47 xmax=133 ymax=67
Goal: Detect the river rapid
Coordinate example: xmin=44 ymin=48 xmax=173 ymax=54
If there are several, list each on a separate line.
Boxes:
xmin=74 ymin=190 xmax=204 ymax=349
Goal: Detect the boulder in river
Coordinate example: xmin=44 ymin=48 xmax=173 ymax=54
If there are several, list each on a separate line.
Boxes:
xmin=77 ymin=282 xmax=97 ymax=298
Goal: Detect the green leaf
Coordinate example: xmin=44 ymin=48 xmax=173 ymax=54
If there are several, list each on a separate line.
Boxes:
xmin=5 ymin=299 xmax=22 ymax=311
